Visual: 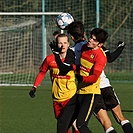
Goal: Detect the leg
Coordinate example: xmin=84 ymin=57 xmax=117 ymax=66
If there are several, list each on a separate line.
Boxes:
xmin=76 ymin=94 xmax=100 ymax=133
xmin=96 ymin=109 xmax=113 ymax=131
xmin=72 ymin=120 xmax=80 ymax=133
xmin=67 ymin=129 xmax=71 ymax=133
xmin=111 ymin=104 xmax=126 ymax=123
xmin=102 ymin=86 xmax=133 ymax=133
xmin=57 ymin=95 xmax=77 ymax=133
xmin=93 ymin=95 xmax=116 ymax=133
xmin=111 ymin=104 xmax=133 ymax=133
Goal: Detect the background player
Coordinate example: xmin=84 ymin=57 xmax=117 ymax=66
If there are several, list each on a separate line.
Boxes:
xmin=94 ymin=42 xmax=133 ymax=133
xmin=53 ymin=30 xmax=60 ymax=39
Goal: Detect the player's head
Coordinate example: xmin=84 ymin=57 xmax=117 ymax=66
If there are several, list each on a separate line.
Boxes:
xmin=88 ymin=28 xmax=108 ymax=49
xmin=67 ymin=21 xmax=85 ymax=42
xmin=53 ymin=30 xmax=60 ymax=39
xmin=56 ymin=33 xmax=70 ymax=53
xmin=90 ymin=28 xmax=108 ymax=43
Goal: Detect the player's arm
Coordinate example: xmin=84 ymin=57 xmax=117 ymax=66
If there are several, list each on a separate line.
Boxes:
xmin=76 ymin=69 xmax=101 ymax=84
xmin=102 ymin=41 xmax=126 ymax=63
xmin=54 ymin=49 xmax=75 ymax=76
xmin=29 ymin=71 xmax=45 ymax=98
xmin=29 ymin=59 xmax=48 ymax=98
xmin=81 ymin=59 xmax=106 ymax=84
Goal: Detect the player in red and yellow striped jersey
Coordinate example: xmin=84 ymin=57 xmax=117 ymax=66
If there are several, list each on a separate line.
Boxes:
xmin=77 ymin=43 xmax=107 ymax=94
xmin=75 ymin=28 xmax=108 ymax=133
xmin=29 ymin=33 xmax=77 ymax=133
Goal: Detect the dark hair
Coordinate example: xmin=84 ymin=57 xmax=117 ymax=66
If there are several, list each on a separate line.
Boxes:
xmin=67 ymin=21 xmax=84 ymax=40
xmin=90 ymin=28 xmax=108 ymax=43
xmin=53 ymin=30 xmax=60 ymax=36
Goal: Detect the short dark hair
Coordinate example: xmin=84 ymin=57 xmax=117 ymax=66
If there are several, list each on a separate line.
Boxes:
xmin=67 ymin=21 xmax=84 ymax=40
xmin=90 ymin=28 xmax=108 ymax=43
xmin=53 ymin=30 xmax=60 ymax=36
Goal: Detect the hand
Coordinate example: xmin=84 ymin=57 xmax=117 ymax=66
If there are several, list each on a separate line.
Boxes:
xmin=117 ymin=41 xmax=126 ymax=47
xmin=29 ymin=87 xmax=36 ymax=98
xmin=49 ymin=40 xmax=56 ymax=50
xmin=75 ymin=74 xmax=83 ymax=84
xmin=49 ymin=40 xmax=63 ymax=54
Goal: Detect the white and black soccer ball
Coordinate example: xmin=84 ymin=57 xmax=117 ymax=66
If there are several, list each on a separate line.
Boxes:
xmin=56 ymin=13 xmax=74 ymax=30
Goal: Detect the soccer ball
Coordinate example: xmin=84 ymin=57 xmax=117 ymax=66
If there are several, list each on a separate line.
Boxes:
xmin=56 ymin=13 xmax=74 ymax=30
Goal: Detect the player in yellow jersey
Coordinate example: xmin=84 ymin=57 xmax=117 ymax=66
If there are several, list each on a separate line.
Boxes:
xmin=75 ymin=28 xmax=108 ymax=133
xmin=29 ymin=33 xmax=78 ymax=133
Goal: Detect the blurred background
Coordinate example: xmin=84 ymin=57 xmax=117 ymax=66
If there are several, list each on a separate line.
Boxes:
xmin=0 ymin=0 xmax=133 ymax=85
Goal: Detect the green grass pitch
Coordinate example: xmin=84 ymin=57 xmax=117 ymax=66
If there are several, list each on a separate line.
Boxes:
xmin=0 ymin=83 xmax=133 ymax=133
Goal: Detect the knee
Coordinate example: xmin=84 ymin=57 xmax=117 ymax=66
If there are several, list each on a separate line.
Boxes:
xmin=57 ymin=119 xmax=68 ymax=133
xmin=76 ymin=119 xmax=81 ymax=129
xmin=76 ymin=119 xmax=87 ymax=130
xmin=76 ymin=120 xmax=92 ymax=133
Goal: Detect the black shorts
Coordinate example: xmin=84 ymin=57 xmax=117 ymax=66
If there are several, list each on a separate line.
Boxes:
xmin=76 ymin=94 xmax=101 ymax=132
xmin=93 ymin=86 xmax=120 ymax=114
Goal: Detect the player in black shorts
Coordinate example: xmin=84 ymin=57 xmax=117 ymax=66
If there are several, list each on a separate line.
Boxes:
xmin=94 ymin=86 xmax=120 ymax=114
xmin=93 ymin=42 xmax=133 ymax=133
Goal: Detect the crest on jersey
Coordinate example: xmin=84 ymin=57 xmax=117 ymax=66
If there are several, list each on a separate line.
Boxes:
xmin=90 ymin=54 xmax=94 ymax=59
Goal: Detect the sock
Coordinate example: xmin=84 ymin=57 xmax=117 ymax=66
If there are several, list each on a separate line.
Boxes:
xmin=72 ymin=127 xmax=80 ymax=133
xmin=121 ymin=120 xmax=133 ymax=133
xmin=72 ymin=130 xmax=80 ymax=133
xmin=106 ymin=127 xmax=116 ymax=133
xmin=67 ymin=129 xmax=71 ymax=133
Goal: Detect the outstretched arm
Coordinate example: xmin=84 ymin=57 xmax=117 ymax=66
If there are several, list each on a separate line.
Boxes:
xmin=102 ymin=41 xmax=126 ymax=63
